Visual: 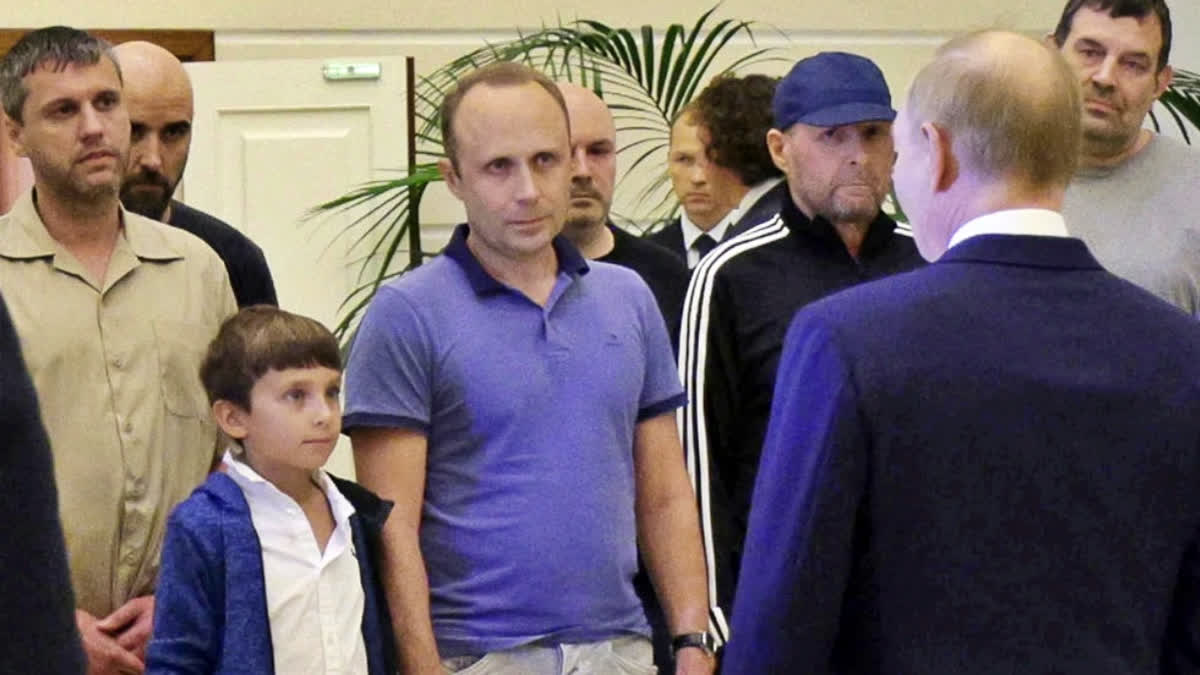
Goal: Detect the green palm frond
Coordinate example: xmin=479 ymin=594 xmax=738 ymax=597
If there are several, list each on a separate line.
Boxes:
xmin=1153 ymin=68 xmax=1200 ymax=144
xmin=308 ymin=6 xmax=780 ymax=342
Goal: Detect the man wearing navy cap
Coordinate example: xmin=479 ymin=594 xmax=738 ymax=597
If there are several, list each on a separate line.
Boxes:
xmin=677 ymin=51 xmax=924 ymax=636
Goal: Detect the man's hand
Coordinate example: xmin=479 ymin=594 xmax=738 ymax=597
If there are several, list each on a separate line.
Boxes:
xmin=76 ymin=609 xmax=144 ymax=674
xmin=97 ymin=596 xmax=155 ymax=661
xmin=674 ymin=646 xmax=717 ymax=675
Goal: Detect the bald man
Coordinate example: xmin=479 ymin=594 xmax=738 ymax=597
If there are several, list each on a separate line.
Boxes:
xmin=115 ymin=41 xmax=277 ymax=308
xmin=557 ymin=82 xmax=688 ymax=348
xmin=725 ymin=31 xmax=1200 ymax=673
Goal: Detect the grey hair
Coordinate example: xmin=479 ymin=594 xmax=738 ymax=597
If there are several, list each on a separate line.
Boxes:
xmin=0 ymin=26 xmax=121 ymax=123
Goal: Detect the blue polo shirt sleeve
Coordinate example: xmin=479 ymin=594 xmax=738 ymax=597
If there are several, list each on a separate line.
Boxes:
xmin=634 ymin=277 xmax=687 ymax=421
xmin=723 ymin=307 xmax=868 ymax=672
xmin=343 ymin=285 xmax=433 ymax=433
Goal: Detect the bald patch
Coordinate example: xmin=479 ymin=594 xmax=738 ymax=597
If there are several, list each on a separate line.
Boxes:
xmin=905 ymin=30 xmax=1081 ymax=187
xmin=113 ymin=41 xmax=193 ymax=117
xmin=557 ymin=82 xmax=615 ymax=140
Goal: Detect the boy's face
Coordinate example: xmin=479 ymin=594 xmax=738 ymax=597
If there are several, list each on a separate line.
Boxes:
xmin=221 ymin=366 xmax=343 ymax=481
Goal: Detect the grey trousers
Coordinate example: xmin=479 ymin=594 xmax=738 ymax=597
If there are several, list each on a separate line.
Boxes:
xmin=441 ymin=635 xmax=657 ymax=675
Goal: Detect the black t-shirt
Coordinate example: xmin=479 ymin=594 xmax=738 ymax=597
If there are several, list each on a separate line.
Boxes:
xmin=168 ymin=200 xmax=278 ymax=308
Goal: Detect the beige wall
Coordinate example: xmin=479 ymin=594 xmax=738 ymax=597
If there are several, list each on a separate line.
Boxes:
xmin=11 ymin=1 xmax=1056 ymax=32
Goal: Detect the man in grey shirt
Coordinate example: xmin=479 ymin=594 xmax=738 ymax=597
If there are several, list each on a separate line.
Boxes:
xmin=1051 ymin=0 xmax=1199 ymax=316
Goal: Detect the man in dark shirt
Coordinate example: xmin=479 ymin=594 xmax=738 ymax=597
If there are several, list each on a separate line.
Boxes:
xmin=114 ymin=41 xmax=277 ymax=308
xmin=679 ymin=52 xmax=925 ymax=633
xmin=557 ymin=82 xmax=688 ymax=349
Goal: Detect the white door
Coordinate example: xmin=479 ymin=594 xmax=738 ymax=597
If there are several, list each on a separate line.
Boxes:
xmin=185 ymin=56 xmax=414 ymax=478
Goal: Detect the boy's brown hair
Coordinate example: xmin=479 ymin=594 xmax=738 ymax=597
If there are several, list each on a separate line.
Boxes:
xmin=199 ymin=305 xmax=341 ymax=411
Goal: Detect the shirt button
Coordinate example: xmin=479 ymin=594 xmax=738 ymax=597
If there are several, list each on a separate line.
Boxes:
xmin=123 ymin=421 xmax=134 ymax=434
xmin=112 ymin=357 xmax=124 ymax=369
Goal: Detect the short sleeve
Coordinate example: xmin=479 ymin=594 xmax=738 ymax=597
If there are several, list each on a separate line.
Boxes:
xmin=634 ymin=278 xmax=687 ymax=421
xmin=343 ymin=285 xmax=435 ymax=433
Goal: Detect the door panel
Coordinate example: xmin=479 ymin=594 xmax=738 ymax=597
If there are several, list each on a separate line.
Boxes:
xmin=186 ymin=57 xmax=412 ymax=478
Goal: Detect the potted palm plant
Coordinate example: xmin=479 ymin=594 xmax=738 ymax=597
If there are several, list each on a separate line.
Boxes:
xmin=308 ymin=7 xmax=779 ymax=341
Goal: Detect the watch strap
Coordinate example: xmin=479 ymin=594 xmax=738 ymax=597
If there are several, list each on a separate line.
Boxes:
xmin=671 ymin=631 xmax=716 ymax=655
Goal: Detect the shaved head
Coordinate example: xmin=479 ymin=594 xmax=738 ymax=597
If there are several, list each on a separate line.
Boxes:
xmin=558 ymin=81 xmax=618 ymax=240
xmin=113 ymin=41 xmax=194 ymax=221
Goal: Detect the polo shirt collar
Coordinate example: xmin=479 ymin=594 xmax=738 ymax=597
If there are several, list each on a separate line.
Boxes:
xmin=0 ymin=188 xmax=184 ymax=262
xmin=443 ymin=222 xmax=590 ymax=295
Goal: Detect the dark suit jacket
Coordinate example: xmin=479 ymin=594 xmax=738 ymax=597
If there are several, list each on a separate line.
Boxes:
xmin=725 ymin=235 xmax=1200 ymax=674
xmin=644 ymin=219 xmax=688 ymax=261
xmin=649 ymin=180 xmax=789 ymax=260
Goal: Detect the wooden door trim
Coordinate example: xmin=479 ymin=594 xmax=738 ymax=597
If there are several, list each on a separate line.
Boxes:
xmin=0 ymin=30 xmax=214 ymax=62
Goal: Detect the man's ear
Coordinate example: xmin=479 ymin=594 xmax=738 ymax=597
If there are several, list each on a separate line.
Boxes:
xmin=439 ymin=157 xmax=461 ymax=199
xmin=765 ymin=128 xmax=788 ymax=174
xmin=4 ymin=115 xmax=27 ymax=158
xmin=1155 ymin=64 xmax=1175 ymax=99
xmin=923 ymin=122 xmax=957 ymax=193
xmin=212 ymin=400 xmax=249 ymax=440
xmin=1042 ymin=33 xmax=1061 ymax=50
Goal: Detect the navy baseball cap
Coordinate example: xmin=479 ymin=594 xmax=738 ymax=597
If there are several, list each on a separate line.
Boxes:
xmin=772 ymin=51 xmax=896 ymax=130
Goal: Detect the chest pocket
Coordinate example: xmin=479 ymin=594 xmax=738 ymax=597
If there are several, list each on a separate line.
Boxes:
xmin=153 ymin=320 xmax=210 ymax=419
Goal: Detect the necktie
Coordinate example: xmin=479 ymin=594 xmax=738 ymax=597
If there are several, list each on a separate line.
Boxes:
xmin=693 ymin=233 xmax=717 ymax=259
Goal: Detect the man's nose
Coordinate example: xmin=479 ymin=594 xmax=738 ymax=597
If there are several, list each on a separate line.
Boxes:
xmin=133 ymin=137 xmax=163 ymax=172
xmin=572 ymin=145 xmax=592 ymax=179
xmin=79 ymin=104 xmax=105 ymax=140
xmin=1091 ymin=56 xmax=1118 ymax=90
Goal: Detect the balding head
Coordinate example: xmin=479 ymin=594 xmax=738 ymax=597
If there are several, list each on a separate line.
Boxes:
xmin=113 ymin=41 xmax=193 ymax=221
xmin=893 ymin=31 xmax=1082 ymax=259
xmin=558 ymin=82 xmax=618 ymax=238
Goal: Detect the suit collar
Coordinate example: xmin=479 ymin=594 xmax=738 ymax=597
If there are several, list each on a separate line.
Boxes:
xmin=938 ymin=234 xmax=1103 ymax=271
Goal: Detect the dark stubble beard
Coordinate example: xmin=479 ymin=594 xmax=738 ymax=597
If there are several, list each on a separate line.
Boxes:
xmin=120 ymin=169 xmax=175 ymax=220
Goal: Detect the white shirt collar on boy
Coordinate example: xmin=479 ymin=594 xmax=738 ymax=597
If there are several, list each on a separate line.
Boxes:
xmin=224 ymin=450 xmax=369 ymax=675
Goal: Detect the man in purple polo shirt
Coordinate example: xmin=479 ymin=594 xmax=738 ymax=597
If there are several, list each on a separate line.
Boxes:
xmin=344 ymin=62 xmax=715 ymax=675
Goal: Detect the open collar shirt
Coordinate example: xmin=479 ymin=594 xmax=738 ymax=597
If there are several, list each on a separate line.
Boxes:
xmin=0 ymin=189 xmax=236 ymax=616
xmin=224 ymin=451 xmax=369 ymax=675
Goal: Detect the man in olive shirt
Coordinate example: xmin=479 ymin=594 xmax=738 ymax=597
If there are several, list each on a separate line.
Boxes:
xmin=0 ymin=27 xmax=235 ymax=673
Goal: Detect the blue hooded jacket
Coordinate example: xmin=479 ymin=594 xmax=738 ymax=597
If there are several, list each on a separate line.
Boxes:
xmin=146 ymin=471 xmax=396 ymax=674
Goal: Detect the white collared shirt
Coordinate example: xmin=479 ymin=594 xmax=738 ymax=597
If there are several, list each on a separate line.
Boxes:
xmin=224 ymin=450 xmax=369 ymax=675
xmin=681 ymin=211 xmax=735 ymax=268
xmin=733 ymin=176 xmax=785 ymax=219
xmin=948 ymin=209 xmax=1071 ymax=249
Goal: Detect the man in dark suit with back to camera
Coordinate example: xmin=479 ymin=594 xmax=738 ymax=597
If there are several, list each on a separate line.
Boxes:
xmin=114 ymin=40 xmax=278 ymax=308
xmin=725 ymin=31 xmax=1200 ymax=674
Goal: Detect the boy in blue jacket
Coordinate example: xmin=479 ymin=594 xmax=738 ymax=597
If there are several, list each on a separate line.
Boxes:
xmin=147 ymin=306 xmax=395 ymax=674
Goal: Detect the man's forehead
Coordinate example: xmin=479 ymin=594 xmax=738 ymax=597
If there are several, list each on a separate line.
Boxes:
xmin=670 ymin=117 xmax=706 ymax=147
xmin=24 ymin=58 xmax=120 ymax=98
xmin=1068 ymin=6 xmax=1163 ymax=54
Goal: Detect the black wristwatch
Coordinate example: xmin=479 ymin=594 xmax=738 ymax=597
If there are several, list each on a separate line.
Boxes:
xmin=672 ymin=631 xmax=717 ymax=657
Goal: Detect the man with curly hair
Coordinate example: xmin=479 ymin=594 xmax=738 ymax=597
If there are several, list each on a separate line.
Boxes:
xmin=649 ymin=74 xmax=785 ymax=266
